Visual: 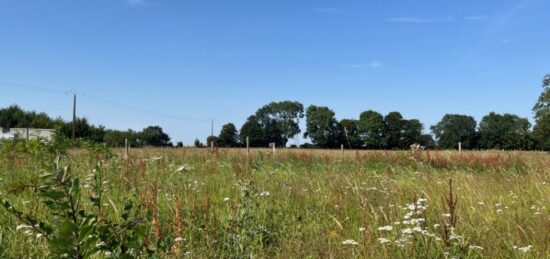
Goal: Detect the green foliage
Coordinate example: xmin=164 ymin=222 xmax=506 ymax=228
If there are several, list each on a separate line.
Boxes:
xmin=140 ymin=126 xmax=171 ymax=147
xmin=339 ymin=119 xmax=362 ymax=148
xmin=218 ymin=123 xmax=239 ymax=147
xmin=0 ymin=158 xmax=156 ymax=258
xmin=401 ymin=119 xmax=424 ymax=148
xmin=0 ymin=148 xmax=548 ymax=258
xmin=532 ymin=74 xmax=550 ymax=150
xmin=478 ymin=112 xmax=531 ymax=150
xmin=255 ymin=101 xmax=304 ymax=147
xmin=104 ymin=129 xmax=141 ymax=147
xmin=194 ymin=138 xmax=204 ymax=148
xmin=532 ymin=114 xmax=550 ymax=150
xmin=206 ymin=135 xmax=218 ymax=146
xmin=358 ymin=110 xmax=385 ymax=149
xmin=383 ymin=112 xmax=405 ymax=149
xmin=304 ymin=105 xmax=341 ymax=148
xmin=431 ymin=114 xmax=478 ymax=149
xmin=218 ymin=181 xmax=278 ymax=257
xmin=533 ymin=74 xmax=550 ymax=120
xmin=0 ymin=105 xmax=60 ymax=129
xmin=239 ymin=116 xmax=266 ymax=147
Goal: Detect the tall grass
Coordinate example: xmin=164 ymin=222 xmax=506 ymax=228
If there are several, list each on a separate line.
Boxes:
xmin=0 ymin=143 xmax=548 ymax=258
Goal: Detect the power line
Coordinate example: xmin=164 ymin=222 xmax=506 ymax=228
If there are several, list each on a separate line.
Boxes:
xmin=80 ymin=93 xmax=211 ymax=122
xmin=0 ymin=80 xmax=69 ymax=96
xmin=0 ymin=80 xmax=213 ymax=123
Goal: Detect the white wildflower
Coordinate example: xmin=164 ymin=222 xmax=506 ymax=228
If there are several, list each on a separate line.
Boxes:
xmin=176 ymin=165 xmax=189 ymax=173
xmin=342 ymin=239 xmax=359 ymax=245
xmin=223 ymin=197 xmax=230 ymax=202
xmin=359 ymin=227 xmax=366 ymax=232
xmin=516 ymin=245 xmax=533 ymax=253
xmin=174 ymin=237 xmax=184 ymax=242
xmin=442 ymin=213 xmax=451 ymax=218
xmin=469 ymin=245 xmax=484 ymax=250
xmin=378 ymin=226 xmax=393 ymax=232
xmin=16 ymin=224 xmax=32 ymax=230
xmin=401 ymin=228 xmax=413 ymax=235
xmin=378 ymin=238 xmax=391 ymax=244
xmin=260 ymin=191 xmax=271 ymax=197
xmin=433 ymin=224 xmax=441 ymax=229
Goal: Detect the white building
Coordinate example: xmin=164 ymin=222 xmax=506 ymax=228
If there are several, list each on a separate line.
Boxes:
xmin=1 ymin=128 xmax=55 ymax=141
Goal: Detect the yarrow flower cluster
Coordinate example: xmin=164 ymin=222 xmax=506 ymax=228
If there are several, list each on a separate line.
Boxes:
xmin=342 ymin=239 xmax=359 ymax=245
xmin=514 ymin=245 xmax=533 ymax=253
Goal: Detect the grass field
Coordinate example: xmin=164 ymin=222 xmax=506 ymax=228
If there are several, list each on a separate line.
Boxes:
xmin=0 ymin=144 xmax=549 ymax=258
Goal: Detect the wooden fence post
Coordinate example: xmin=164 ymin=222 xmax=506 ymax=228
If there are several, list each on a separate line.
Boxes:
xmin=246 ymin=136 xmax=250 ymax=157
xmin=124 ymin=138 xmax=129 ymax=159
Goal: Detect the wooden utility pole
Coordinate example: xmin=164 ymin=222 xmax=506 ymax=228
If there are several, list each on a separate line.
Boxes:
xmin=72 ymin=94 xmax=76 ymax=144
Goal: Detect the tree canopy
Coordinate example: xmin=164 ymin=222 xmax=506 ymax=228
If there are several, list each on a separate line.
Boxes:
xmin=304 ymin=105 xmax=340 ymax=148
xmin=478 ymin=112 xmax=531 ymax=150
xmin=533 ymin=74 xmax=550 ymax=150
xmin=431 ymin=114 xmax=478 ymax=149
xmin=218 ymin=123 xmax=239 ymax=147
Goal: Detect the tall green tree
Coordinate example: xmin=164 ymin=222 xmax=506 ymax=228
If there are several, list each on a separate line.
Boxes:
xmin=358 ymin=110 xmax=385 ymax=149
xmin=401 ymin=119 xmax=423 ymax=148
xmin=431 ymin=114 xmax=478 ymax=149
xmin=478 ymin=112 xmax=531 ymax=150
xmin=59 ymin=117 xmax=92 ymax=140
xmin=218 ymin=123 xmax=239 ymax=147
xmin=304 ymin=105 xmax=340 ymax=148
xmin=533 ymin=74 xmax=550 ymax=150
xmin=0 ymin=105 xmax=57 ymax=129
xmin=383 ymin=112 xmax=405 ymax=149
xmin=255 ymin=101 xmax=304 ymax=147
xmin=140 ymin=126 xmax=171 ymax=146
xmin=239 ymin=115 xmax=266 ymax=147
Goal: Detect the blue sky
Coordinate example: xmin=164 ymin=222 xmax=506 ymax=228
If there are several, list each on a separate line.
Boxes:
xmin=1 ymin=0 xmax=549 ymax=145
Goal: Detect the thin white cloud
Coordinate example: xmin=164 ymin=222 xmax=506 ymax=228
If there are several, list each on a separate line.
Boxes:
xmin=387 ymin=16 xmax=454 ymax=23
xmin=464 ymin=15 xmax=488 ymax=21
xmin=313 ymin=7 xmax=343 ymax=14
xmin=126 ymin=0 xmax=147 ymax=7
xmin=340 ymin=61 xmax=383 ymax=69
xmin=369 ymin=61 xmax=383 ymax=68
xmin=499 ymin=39 xmax=515 ymax=44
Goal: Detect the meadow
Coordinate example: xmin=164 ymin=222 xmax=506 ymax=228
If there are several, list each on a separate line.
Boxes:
xmin=0 ymin=142 xmax=548 ymax=258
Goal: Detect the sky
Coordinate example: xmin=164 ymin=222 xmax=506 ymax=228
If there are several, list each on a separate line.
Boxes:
xmin=1 ymin=0 xmax=549 ymax=145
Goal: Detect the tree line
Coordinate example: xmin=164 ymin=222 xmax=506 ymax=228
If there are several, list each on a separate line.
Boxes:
xmin=2 ymin=74 xmax=549 ymax=150
xmin=0 ymin=106 xmax=172 ymax=147
xmin=208 ymin=74 xmax=550 ymax=150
